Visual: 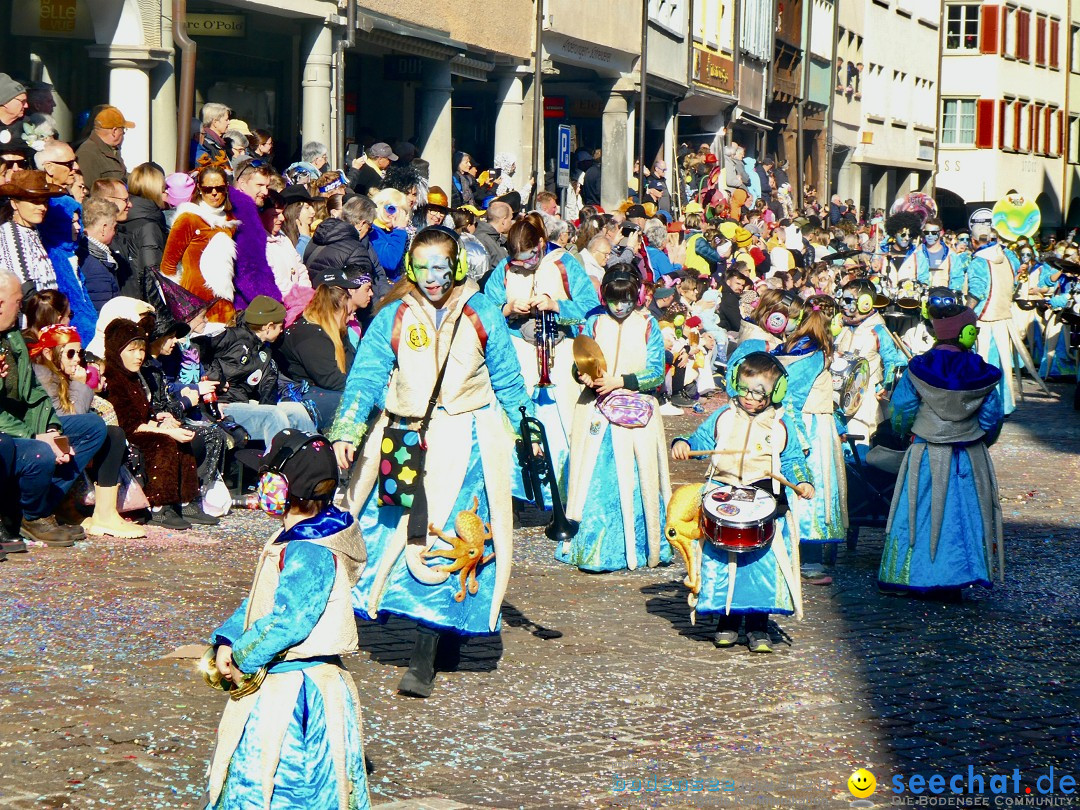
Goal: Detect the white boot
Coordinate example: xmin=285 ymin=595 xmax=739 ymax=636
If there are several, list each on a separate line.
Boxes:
xmin=83 ymin=485 xmax=147 ymax=539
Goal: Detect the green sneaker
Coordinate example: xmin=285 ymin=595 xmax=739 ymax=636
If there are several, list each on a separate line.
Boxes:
xmin=746 ymin=631 xmax=773 ymax=653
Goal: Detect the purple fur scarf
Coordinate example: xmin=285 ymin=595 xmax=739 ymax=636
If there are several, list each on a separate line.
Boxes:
xmin=228 ymin=187 xmax=282 ymax=309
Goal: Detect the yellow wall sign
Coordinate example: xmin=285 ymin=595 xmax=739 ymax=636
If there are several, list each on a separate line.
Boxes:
xmin=185 ymin=14 xmax=247 ymax=38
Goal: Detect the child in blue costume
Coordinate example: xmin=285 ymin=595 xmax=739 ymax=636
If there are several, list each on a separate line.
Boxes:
xmin=967 ymin=231 xmax=1021 ymax=414
xmin=205 ymin=431 xmax=370 ymax=810
xmin=730 ymin=295 xmax=848 ymax=584
xmin=672 ymin=352 xmax=814 ymax=653
xmin=329 ymin=227 xmax=533 ymax=698
xmin=560 ymin=266 xmax=672 ymax=572
xmin=483 ymin=214 xmax=599 ymax=503
xmin=878 ymin=305 xmax=1005 ymax=598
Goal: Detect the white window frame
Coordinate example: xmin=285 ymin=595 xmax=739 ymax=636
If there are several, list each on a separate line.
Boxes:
xmin=941 ymin=97 xmax=977 ymax=147
xmin=944 ymin=3 xmax=980 ymax=52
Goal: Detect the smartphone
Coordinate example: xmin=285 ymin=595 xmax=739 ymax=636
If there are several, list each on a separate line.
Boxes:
xmin=345 ymin=143 xmax=359 ymax=164
xmin=54 ymin=436 xmax=71 ymax=455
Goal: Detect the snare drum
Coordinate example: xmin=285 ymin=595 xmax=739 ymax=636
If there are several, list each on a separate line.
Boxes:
xmin=895 ymin=280 xmax=926 ymax=311
xmin=830 ymin=352 xmax=871 ymax=417
xmin=700 ymin=484 xmax=778 ymax=553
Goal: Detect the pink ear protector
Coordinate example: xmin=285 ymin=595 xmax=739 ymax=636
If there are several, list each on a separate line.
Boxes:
xmin=764 ymin=310 xmax=789 ymax=335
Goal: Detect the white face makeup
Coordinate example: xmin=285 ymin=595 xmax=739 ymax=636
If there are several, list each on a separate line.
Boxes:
xmin=607 ymin=300 xmax=634 ymax=320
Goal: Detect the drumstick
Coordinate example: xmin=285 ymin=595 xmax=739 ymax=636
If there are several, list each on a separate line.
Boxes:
xmin=683 ymin=450 xmax=801 ymax=490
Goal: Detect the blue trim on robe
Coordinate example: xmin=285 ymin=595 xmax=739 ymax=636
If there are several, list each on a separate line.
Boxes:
xmin=482 ymin=251 xmax=600 ymax=331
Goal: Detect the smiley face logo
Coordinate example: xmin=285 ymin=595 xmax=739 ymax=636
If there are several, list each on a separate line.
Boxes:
xmin=405 ymin=324 xmax=430 ymax=351
xmin=848 ymin=769 xmax=876 ymax=798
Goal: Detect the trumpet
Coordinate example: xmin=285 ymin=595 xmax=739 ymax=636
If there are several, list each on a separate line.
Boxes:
xmin=198 ymin=646 xmax=269 ymax=701
xmin=535 ymin=309 xmax=557 ymax=387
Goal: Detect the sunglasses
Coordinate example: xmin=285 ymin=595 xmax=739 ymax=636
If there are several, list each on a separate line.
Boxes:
xmin=2 ymin=158 xmax=28 ymax=169
xmin=200 ymin=184 xmax=228 ymax=194
xmin=928 ymin=294 xmax=961 ymax=309
xmin=734 ymin=384 xmax=769 ymax=403
xmin=48 ymin=159 xmax=77 ymax=169
xmin=61 ymin=347 xmax=80 ymax=360
xmin=924 ymin=228 xmax=941 ymax=235
xmin=957 ymin=236 xmax=971 ymax=242
xmin=235 ymin=159 xmax=268 ymax=180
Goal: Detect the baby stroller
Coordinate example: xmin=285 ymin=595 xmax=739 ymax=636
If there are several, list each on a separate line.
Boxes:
xmin=841 ymin=427 xmax=905 ymax=553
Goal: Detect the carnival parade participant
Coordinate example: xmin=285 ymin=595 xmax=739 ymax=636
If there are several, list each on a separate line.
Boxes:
xmin=1035 ymin=246 xmax=1078 ymax=380
xmin=670 ymin=352 xmax=813 ymax=653
xmin=482 ymin=213 xmax=599 ymax=499
xmin=329 ymin=226 xmax=534 ymax=699
xmin=559 ymin=265 xmax=672 ymax=572
xmin=967 ymin=227 xmax=1022 ymax=415
xmin=203 ymin=431 xmax=371 ymax=810
xmin=878 ymin=304 xmax=1004 ymax=599
xmin=729 ymin=296 xmax=847 ymax=583
xmin=834 ymin=278 xmax=906 ymax=447
xmin=881 ymin=211 xmax=919 ymax=288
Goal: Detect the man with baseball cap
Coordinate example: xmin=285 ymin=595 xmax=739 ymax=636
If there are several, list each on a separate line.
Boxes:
xmin=347 ymin=141 xmax=397 ymax=195
xmin=76 ymin=105 xmax=134 ymax=187
xmin=0 ymin=74 xmax=28 ymax=149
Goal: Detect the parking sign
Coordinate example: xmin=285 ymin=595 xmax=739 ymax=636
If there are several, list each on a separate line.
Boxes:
xmin=557 ymin=124 xmax=571 ymax=188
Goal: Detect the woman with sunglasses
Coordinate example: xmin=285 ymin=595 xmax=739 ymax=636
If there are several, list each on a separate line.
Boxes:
xmin=27 ymin=324 xmax=146 ymax=538
xmin=483 ymin=213 xmax=600 ymax=503
xmin=161 ymin=166 xmax=238 ymax=323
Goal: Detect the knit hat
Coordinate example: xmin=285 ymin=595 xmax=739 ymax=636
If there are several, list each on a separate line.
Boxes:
xmin=242 ymin=295 xmax=286 ymax=326
xmin=0 ymin=74 xmax=25 ymax=106
xmin=164 ymin=172 xmax=195 ymax=207
xmin=932 ymin=307 xmax=977 ymax=341
xmin=103 ymin=317 xmax=149 ymax=379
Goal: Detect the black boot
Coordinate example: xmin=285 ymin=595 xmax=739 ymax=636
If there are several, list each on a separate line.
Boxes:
xmin=397 ymin=626 xmax=439 ymax=698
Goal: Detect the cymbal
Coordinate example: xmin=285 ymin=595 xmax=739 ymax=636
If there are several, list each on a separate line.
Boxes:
xmin=573 ymin=335 xmax=608 ymax=379
xmin=1044 ymin=256 xmax=1080 ymax=273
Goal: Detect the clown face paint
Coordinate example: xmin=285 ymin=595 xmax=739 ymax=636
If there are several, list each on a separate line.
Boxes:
xmin=509 ymin=247 xmax=542 ymax=271
xmin=411 ymin=245 xmax=454 ymax=304
xmin=607 ymin=300 xmax=634 ymax=320
xmin=895 ymin=230 xmax=912 ymax=249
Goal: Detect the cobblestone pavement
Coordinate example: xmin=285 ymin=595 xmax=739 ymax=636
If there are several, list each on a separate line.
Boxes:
xmin=1 ymin=381 xmax=1078 ymax=809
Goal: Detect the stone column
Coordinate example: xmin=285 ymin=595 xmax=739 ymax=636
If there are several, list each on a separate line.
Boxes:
xmin=87 ymin=45 xmax=168 ymax=168
xmin=601 ymin=85 xmax=633 ymax=210
xmin=300 ymin=21 xmax=334 ymax=149
xmin=494 ymin=72 xmax=525 ymax=165
xmin=418 ymin=60 xmax=454 ymax=194
xmin=870 ymin=167 xmax=894 ymax=211
xmin=836 ymin=150 xmax=862 ymax=205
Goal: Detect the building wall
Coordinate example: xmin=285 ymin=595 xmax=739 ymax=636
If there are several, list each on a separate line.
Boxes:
xmin=359 ymin=0 xmax=534 ymax=59
xmin=546 ymin=0 xmax=641 ymax=56
xmin=937 ymin=0 xmax=1071 ymax=226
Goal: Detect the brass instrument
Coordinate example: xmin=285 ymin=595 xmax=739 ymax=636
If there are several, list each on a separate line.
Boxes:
xmin=198 ymin=646 xmax=269 ymax=701
xmin=535 ymin=309 xmax=557 ymax=386
xmin=516 ymin=406 xmax=578 ymax=543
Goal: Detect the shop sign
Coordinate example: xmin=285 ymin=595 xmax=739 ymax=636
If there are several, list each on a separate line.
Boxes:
xmin=185 ymin=14 xmax=247 ymax=38
xmin=11 ymin=0 xmax=94 ymax=39
xmin=568 ymin=98 xmax=604 ymax=119
xmin=694 ymin=50 xmax=735 ymax=95
xmin=544 ymin=97 xmax=566 ymax=119
xmin=384 ymin=56 xmax=426 ymax=82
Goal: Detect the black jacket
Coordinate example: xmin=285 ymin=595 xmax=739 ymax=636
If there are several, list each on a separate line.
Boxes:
xmin=472 ymin=221 xmax=508 ymax=267
xmin=717 ymin=283 xmax=744 ymax=333
xmin=275 ymin=317 xmax=356 ymax=392
xmin=302 ymin=218 xmax=388 ymax=327
xmin=346 ymin=162 xmax=383 ymax=195
xmin=116 ymin=196 xmax=167 ymax=279
xmin=201 ymin=319 xmax=279 ymax=405
xmin=582 ymin=163 xmax=602 ymax=205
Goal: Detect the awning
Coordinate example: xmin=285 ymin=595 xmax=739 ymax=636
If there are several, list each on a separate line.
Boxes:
xmin=732 ymin=108 xmax=774 ymax=131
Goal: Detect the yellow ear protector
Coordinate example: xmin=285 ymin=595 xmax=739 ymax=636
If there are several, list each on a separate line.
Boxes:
xmin=958 ymin=323 xmax=978 ymax=350
xmin=727 ymin=351 xmax=789 ymax=405
xmin=856 ymin=292 xmax=874 ymax=314
xmin=404 ymin=226 xmax=469 ymax=283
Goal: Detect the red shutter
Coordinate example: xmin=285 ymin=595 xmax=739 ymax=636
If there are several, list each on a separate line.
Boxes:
xmin=1017 ymin=10 xmax=1030 ymax=61
xmin=1014 ymin=101 xmax=1023 ymax=149
xmin=1036 ymin=16 xmax=1046 ymax=65
xmin=1044 ymin=107 xmax=1052 ymax=154
xmin=998 ymin=100 xmax=1007 ymax=149
xmin=1033 ymin=105 xmax=1041 ymax=152
xmin=975 ymin=99 xmax=996 ymax=149
xmin=1050 ymin=20 xmax=1060 ymax=68
xmin=1029 ymin=104 xmax=1036 ymax=152
xmin=1058 ymin=110 xmax=1065 ymax=156
xmin=980 ymin=4 xmax=1000 ymax=54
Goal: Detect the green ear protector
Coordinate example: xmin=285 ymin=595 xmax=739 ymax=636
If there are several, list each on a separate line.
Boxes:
xmin=856 ymin=292 xmax=874 ymax=314
xmin=830 ymin=313 xmax=843 ymax=336
xmin=404 ymin=226 xmax=469 ymax=284
xmin=727 ymin=351 xmax=789 ymax=405
xmin=958 ymin=323 xmax=978 ymax=350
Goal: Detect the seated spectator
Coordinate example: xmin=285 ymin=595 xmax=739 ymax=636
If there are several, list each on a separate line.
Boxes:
xmin=369 ymin=188 xmax=410 ymax=282
xmin=38 ymin=194 xmax=97 ymax=343
xmin=643 ymin=218 xmax=674 ymax=278
xmin=79 ymin=197 xmax=122 ymax=311
xmin=0 ymin=271 xmax=106 ymax=546
xmin=85 ymin=295 xmax=154 ymax=362
xmin=280 ymin=184 xmax=317 ymax=258
xmin=261 ymin=189 xmax=311 ymax=303
xmin=0 ymin=170 xmax=63 ymax=291
xmin=22 ymin=288 xmax=73 ymax=343
xmin=27 ymin=323 xmax=144 ymax=538
xmin=120 ymin=163 xmax=169 ymax=278
xmin=276 ymin=268 xmax=372 ymax=428
xmin=202 ymin=295 xmax=316 ymax=445
xmin=103 ymin=317 xmax=199 ymax=530
xmin=304 ymin=195 xmax=383 ymax=321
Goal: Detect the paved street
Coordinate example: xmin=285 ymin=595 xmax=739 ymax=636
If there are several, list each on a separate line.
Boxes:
xmin=1 ymin=380 xmax=1078 ymax=809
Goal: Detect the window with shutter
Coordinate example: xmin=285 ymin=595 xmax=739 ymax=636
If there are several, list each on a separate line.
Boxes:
xmin=1058 ymin=110 xmax=1065 ymax=156
xmin=1033 ymin=104 xmax=1041 ymax=152
xmin=1044 ymin=107 xmax=1052 ymax=154
xmin=1029 ymin=104 xmax=1036 ymax=152
xmin=999 ymin=100 xmax=1007 ymax=149
xmin=1014 ymin=100 xmax=1023 ymax=149
xmin=979 ymin=4 xmax=1000 ymax=53
xmin=1036 ymin=15 xmax=1047 ymax=65
xmin=1017 ymin=9 xmax=1030 ymax=61
xmin=975 ymin=99 xmax=996 ymax=149
xmin=1050 ymin=19 xmax=1060 ymax=68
